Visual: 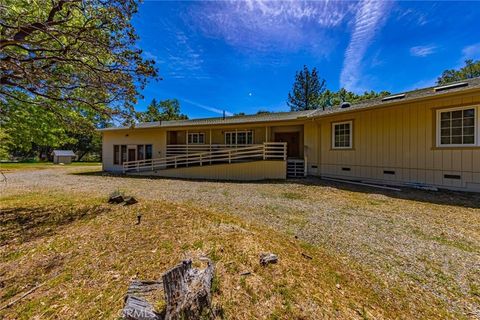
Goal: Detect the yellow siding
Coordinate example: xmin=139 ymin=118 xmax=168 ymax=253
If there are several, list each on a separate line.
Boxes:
xmin=315 ymin=92 xmax=480 ymax=192
xmin=130 ymin=160 xmax=286 ymax=180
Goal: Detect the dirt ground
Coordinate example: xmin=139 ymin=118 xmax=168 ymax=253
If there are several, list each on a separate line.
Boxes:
xmin=1 ymin=164 xmax=479 ymax=319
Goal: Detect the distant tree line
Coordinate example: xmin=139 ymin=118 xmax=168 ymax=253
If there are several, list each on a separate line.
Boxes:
xmin=287 ymin=60 xmax=480 ymax=112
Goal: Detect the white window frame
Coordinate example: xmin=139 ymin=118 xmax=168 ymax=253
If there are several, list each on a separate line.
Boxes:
xmin=224 ymin=130 xmax=254 ymax=145
xmin=436 ymin=105 xmax=479 ymax=148
xmin=332 ymin=121 xmax=353 ymax=150
xmin=187 ymin=132 xmax=205 ymax=144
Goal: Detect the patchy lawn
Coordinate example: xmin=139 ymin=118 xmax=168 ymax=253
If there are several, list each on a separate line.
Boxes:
xmin=0 ymin=162 xmax=101 ymax=172
xmin=1 ymin=165 xmax=479 ymax=319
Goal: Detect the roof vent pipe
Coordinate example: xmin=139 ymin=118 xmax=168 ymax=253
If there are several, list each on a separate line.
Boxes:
xmin=340 ymin=102 xmax=351 ymax=108
xmin=223 ymin=110 xmax=226 ymax=120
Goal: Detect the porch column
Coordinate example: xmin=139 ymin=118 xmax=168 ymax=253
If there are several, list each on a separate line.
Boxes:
xmin=186 ymin=130 xmax=189 ymax=166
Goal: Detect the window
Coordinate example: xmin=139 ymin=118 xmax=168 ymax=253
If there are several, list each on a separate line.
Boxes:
xmin=187 ymin=133 xmax=205 ymax=144
xmin=137 ymin=145 xmax=144 ymax=161
xmin=145 ymin=144 xmax=152 ymax=160
xmin=113 ymin=145 xmax=120 ymax=164
xmin=121 ymin=145 xmax=127 ymax=164
xmin=114 ymin=144 xmax=152 ymax=165
xmin=332 ymin=121 xmax=352 ymax=149
xmin=225 ymin=131 xmax=253 ymax=145
xmin=437 ymin=106 xmax=478 ymax=147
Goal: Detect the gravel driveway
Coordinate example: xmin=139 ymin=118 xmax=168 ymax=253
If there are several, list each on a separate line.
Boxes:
xmin=2 ymin=165 xmax=479 ymax=318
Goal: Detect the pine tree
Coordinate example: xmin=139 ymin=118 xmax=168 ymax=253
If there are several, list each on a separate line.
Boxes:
xmin=437 ymin=59 xmax=480 ymax=85
xmin=287 ymin=66 xmax=326 ymax=111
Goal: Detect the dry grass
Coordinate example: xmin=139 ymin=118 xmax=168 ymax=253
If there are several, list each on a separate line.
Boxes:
xmin=0 ymin=191 xmax=454 ymax=319
xmin=0 ymin=162 xmax=100 ymax=172
xmin=1 ymin=165 xmax=479 ymax=319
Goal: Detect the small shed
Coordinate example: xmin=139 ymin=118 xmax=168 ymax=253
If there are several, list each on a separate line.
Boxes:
xmin=52 ymin=150 xmax=76 ymax=164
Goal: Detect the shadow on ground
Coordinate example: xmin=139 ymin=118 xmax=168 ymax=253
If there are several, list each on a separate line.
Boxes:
xmin=0 ymin=204 xmax=110 ymax=246
xmin=72 ymin=170 xmax=480 ymax=209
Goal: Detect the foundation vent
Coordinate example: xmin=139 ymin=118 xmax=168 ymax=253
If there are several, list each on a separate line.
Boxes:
xmin=444 ymin=174 xmax=461 ymax=180
xmin=383 ymin=170 xmax=395 ymax=175
xmin=342 ymin=167 xmax=351 ymax=171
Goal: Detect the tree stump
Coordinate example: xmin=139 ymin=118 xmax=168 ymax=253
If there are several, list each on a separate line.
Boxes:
xmin=123 ymin=295 xmax=161 ymax=320
xmin=162 ymin=259 xmax=215 ymax=320
xmin=121 ymin=260 xmax=215 ymax=320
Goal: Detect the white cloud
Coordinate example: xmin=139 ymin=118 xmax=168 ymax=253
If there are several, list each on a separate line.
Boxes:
xmin=410 ymin=45 xmax=437 ymax=57
xmin=461 ymin=42 xmax=480 ymax=61
xmin=180 ymin=98 xmax=233 ymax=117
xmin=340 ymin=0 xmax=392 ymax=92
xmin=190 ymin=0 xmax=357 ymax=54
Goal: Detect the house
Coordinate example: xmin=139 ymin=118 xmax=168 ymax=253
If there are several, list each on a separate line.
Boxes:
xmin=99 ymin=78 xmax=480 ymax=192
xmin=52 ymin=150 xmax=76 ymax=164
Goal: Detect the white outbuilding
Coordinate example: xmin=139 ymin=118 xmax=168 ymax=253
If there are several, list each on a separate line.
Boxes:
xmin=52 ymin=150 xmax=76 ymax=164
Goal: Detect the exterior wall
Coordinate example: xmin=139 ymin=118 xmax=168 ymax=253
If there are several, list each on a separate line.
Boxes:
xmin=313 ymin=92 xmax=480 ymax=192
xmin=130 ymin=160 xmax=286 ymax=180
xmin=167 ymin=127 xmax=268 ymax=145
xmin=54 ymin=156 xmax=72 ymax=164
xmin=101 ymin=128 xmax=166 ymax=171
xmin=304 ymin=121 xmax=320 ymax=175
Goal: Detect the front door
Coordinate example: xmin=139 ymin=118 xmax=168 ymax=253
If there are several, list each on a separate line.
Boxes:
xmin=128 ymin=148 xmax=136 ymax=162
xmin=274 ymin=132 xmax=300 ymax=158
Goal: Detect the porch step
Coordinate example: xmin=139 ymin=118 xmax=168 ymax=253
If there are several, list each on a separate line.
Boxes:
xmin=287 ymin=159 xmax=305 ymax=178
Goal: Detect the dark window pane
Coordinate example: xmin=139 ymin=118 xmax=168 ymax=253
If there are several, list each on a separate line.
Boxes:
xmin=463 ymin=118 xmax=474 ymax=126
xmin=440 ymin=120 xmax=450 ymax=129
xmin=440 ymin=112 xmax=450 ymax=120
xmin=451 ymin=110 xmax=462 ymax=119
xmin=137 ymin=145 xmax=144 ymax=161
xmin=121 ymin=145 xmax=127 ymax=164
xmin=451 ymin=119 xmax=462 ymax=127
xmin=441 ymin=128 xmax=450 ymax=136
xmin=114 ymin=145 xmax=119 ymax=165
xmin=463 ymin=109 xmax=475 ymax=117
xmin=452 ymin=136 xmax=462 ymax=144
xmin=145 ymin=145 xmax=152 ymax=159
xmin=463 ymin=136 xmax=474 ymax=144
xmin=463 ymin=127 xmax=475 ymax=136
xmin=441 ymin=137 xmax=450 ymax=144
xmin=199 ymin=134 xmax=204 ymax=144
xmin=452 ymin=128 xmax=462 ymax=136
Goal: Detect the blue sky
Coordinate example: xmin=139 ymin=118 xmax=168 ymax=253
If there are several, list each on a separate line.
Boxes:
xmin=133 ymin=0 xmax=480 ymax=118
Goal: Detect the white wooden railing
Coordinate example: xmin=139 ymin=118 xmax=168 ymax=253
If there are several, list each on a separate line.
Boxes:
xmin=166 ymin=144 xmax=260 ymax=157
xmin=123 ymin=142 xmax=287 ymax=173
